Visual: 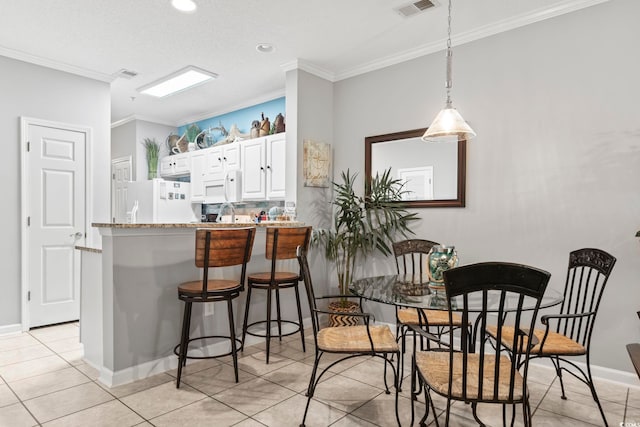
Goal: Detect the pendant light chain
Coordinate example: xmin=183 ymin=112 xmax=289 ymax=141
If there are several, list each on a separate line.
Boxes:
xmin=421 ymin=0 xmax=476 ymax=142
xmin=445 ymin=0 xmax=453 ymax=108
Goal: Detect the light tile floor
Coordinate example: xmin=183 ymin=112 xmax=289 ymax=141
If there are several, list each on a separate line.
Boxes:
xmin=0 ymin=322 xmax=637 ymax=426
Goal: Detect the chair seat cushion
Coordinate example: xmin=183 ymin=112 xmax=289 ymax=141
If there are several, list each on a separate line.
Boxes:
xmin=317 ymin=325 xmax=399 ymax=353
xmin=416 ymin=351 xmax=524 ymax=401
xmin=486 ymin=325 xmax=586 ymax=356
xmin=397 ymin=308 xmax=465 ymax=327
xmin=248 ymin=271 xmax=300 ymax=283
xmin=178 ymin=279 xmax=241 ymax=294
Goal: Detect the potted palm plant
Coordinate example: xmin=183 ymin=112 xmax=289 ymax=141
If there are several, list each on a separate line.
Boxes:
xmin=313 ymin=168 xmax=418 ymax=325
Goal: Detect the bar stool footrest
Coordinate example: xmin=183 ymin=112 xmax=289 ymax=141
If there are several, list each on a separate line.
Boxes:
xmin=244 ymin=320 xmax=302 ymax=339
xmin=173 ymin=335 xmax=243 ymax=360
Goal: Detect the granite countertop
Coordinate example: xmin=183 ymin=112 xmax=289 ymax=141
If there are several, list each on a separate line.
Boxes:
xmin=75 ymin=245 xmax=102 ymax=253
xmin=92 ymin=221 xmax=304 ymax=229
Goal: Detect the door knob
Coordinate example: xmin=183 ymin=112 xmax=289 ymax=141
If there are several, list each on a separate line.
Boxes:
xmin=70 ymin=232 xmax=83 ymax=239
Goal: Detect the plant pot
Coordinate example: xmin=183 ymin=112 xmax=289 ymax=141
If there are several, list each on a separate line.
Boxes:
xmin=328 ymin=300 xmax=361 ymax=327
xmin=148 ymin=169 xmax=157 ymax=180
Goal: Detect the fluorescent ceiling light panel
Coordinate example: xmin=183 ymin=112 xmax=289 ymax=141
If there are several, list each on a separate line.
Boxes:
xmin=171 ymin=0 xmax=197 ymax=13
xmin=138 ymin=66 xmax=217 ymax=97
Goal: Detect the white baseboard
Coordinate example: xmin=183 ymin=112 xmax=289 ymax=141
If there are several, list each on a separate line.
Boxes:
xmin=0 ymin=324 xmax=23 ymax=336
xmin=529 ymin=359 xmax=640 ymax=389
xmin=99 ymin=353 xmax=179 ymax=388
xmin=98 ymin=318 xmax=311 ymax=388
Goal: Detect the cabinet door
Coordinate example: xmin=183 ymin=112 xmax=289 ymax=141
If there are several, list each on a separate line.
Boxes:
xmin=266 ymin=134 xmax=286 ymax=199
xmin=160 ymin=156 xmax=174 ymax=177
xmin=223 ymin=144 xmax=240 ymax=171
xmin=190 ymin=152 xmax=206 ymax=202
xmin=206 ymin=147 xmax=224 ymax=175
xmin=241 ymin=138 xmax=266 ymax=200
xmin=173 ymin=153 xmax=191 ymax=175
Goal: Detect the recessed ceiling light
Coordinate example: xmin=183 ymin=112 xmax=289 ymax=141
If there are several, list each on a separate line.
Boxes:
xmin=138 ymin=66 xmax=217 ymax=98
xmin=171 ymin=0 xmax=197 ymax=13
xmin=256 ymin=43 xmax=275 ymax=53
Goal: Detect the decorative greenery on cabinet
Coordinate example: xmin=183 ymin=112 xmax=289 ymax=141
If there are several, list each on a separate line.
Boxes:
xmin=142 ymin=137 xmax=160 ymax=179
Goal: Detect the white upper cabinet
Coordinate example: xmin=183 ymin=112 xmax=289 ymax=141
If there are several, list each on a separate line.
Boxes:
xmin=266 ymin=133 xmax=286 ymax=199
xmin=241 ymin=133 xmax=286 ymax=200
xmin=206 ymin=143 xmax=240 ymax=175
xmin=241 ymin=138 xmax=266 ymax=200
xmin=160 ymin=152 xmax=191 ymax=177
xmin=190 ymin=142 xmax=241 ymax=203
xmin=189 ymin=151 xmax=206 ymax=202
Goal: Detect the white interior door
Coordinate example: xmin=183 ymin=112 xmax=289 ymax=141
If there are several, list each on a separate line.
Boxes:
xmin=398 ymin=166 xmax=434 ymax=200
xmin=27 ymin=123 xmax=86 ymax=328
xmin=111 ymin=157 xmax=131 ymax=222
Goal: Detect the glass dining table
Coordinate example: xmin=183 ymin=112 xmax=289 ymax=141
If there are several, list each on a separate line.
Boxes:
xmin=349 ymin=273 xmax=564 ymax=313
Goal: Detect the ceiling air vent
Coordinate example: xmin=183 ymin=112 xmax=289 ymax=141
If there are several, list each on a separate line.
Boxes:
xmin=395 ymin=0 xmax=437 ymax=18
xmin=114 ymin=68 xmax=139 ymax=79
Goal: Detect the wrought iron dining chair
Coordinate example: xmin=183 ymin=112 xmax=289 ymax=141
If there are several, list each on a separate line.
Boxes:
xmin=487 ymin=248 xmax=616 ymax=426
xmin=411 ymin=262 xmax=551 ymax=427
xmin=297 ymin=247 xmax=401 ymax=427
xmin=627 ymin=311 xmax=640 ymax=380
xmin=392 ymin=239 xmax=465 ymax=388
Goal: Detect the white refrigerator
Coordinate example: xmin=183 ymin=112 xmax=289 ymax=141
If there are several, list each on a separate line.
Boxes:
xmin=125 ymin=179 xmax=198 ymax=223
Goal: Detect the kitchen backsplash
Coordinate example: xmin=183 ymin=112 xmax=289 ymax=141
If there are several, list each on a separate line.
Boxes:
xmin=201 ymin=200 xmax=286 ymax=222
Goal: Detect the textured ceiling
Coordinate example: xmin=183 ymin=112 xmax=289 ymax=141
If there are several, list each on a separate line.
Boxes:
xmin=0 ymin=0 xmax=607 ymax=126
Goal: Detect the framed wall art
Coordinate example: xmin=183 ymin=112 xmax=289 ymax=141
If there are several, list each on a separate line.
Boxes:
xmin=303 ymin=140 xmax=331 ymax=187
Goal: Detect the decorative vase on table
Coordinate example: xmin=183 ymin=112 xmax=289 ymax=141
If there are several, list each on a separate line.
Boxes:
xmin=427 ymin=245 xmax=458 ymax=289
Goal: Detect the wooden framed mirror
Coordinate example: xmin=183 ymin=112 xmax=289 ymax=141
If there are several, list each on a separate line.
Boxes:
xmin=365 ymin=128 xmax=466 ymax=208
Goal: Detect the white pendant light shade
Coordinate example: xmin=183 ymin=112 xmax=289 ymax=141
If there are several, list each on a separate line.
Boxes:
xmin=171 ymin=0 xmax=197 ymax=13
xmin=422 ymin=106 xmax=476 ymax=141
xmin=423 ymin=0 xmax=476 ymax=142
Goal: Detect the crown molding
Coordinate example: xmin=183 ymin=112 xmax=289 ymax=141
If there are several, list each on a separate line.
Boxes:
xmin=335 ymin=0 xmax=610 ymax=81
xmin=281 ymin=59 xmax=336 ymax=82
xmin=111 ymin=115 xmax=176 ymax=129
xmin=0 ymin=45 xmax=115 ymax=83
xmin=176 ymin=89 xmax=286 ymax=127
xmin=110 ymin=116 xmax=137 ymax=128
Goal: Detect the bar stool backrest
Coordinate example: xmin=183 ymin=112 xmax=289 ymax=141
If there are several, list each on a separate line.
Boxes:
xmin=266 ymin=226 xmax=312 ymax=261
xmin=195 ymin=228 xmax=256 ymax=294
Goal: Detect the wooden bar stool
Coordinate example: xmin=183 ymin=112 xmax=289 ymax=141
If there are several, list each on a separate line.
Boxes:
xmin=175 ymin=227 xmax=255 ymax=388
xmin=241 ymin=226 xmax=311 ymax=363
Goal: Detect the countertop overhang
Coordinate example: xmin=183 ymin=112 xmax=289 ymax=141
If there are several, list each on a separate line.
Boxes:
xmin=92 ymin=221 xmax=303 ymax=229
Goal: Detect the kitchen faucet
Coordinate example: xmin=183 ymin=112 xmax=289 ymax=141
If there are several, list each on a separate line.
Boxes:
xmin=217 ymin=201 xmax=236 ymax=223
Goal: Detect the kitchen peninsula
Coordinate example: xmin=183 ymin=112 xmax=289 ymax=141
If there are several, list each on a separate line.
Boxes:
xmin=83 ymin=221 xmax=304 ymax=387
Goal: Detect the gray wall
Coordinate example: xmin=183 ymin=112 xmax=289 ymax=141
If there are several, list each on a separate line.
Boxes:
xmin=293 ymin=70 xmax=334 ymax=232
xmin=331 ymin=0 xmax=640 ymax=372
xmin=291 ymin=70 xmax=335 ymax=291
xmin=135 ymin=120 xmax=175 ymax=180
xmin=111 ymin=120 xmax=175 ymax=181
xmin=111 ymin=120 xmax=136 ymax=171
xmin=0 ymin=55 xmax=110 ymax=327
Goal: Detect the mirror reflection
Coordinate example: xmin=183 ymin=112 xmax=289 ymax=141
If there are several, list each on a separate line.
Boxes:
xmin=365 ymin=128 xmax=466 ymax=208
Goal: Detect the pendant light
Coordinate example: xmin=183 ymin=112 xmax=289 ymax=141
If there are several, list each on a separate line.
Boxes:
xmin=422 ymin=0 xmax=475 ymax=142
